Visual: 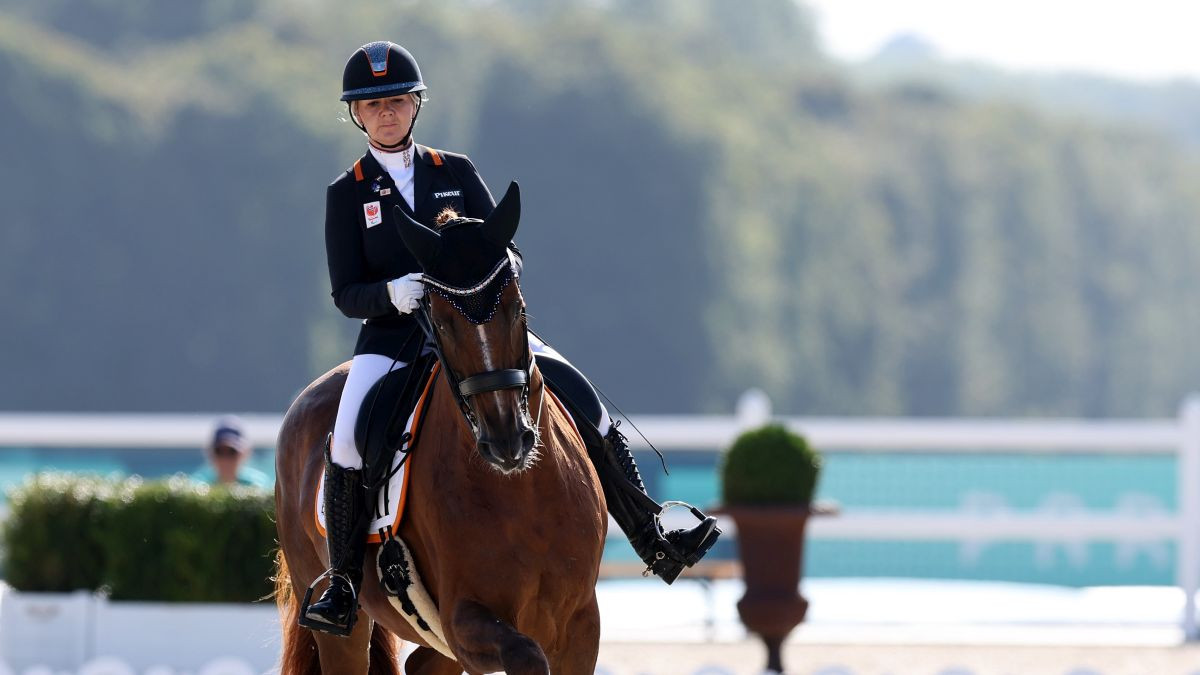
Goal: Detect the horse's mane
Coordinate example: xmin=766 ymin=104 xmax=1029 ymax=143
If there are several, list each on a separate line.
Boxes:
xmin=434 ymin=207 xmax=460 ymax=229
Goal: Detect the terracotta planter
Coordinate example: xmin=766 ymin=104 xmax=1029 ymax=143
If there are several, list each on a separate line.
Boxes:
xmin=719 ymin=505 xmax=818 ymax=674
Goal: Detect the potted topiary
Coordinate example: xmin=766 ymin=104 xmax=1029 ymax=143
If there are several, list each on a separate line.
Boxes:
xmin=719 ymin=424 xmax=828 ymax=674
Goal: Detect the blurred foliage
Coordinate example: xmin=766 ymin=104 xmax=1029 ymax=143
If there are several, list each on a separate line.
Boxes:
xmin=855 ymin=40 xmax=1200 ymax=150
xmin=721 ymin=424 xmax=822 ymax=506
xmin=2 ymin=0 xmax=1200 ymax=416
xmin=0 ymin=474 xmax=114 ymax=592
xmin=1 ymin=474 xmax=275 ymax=602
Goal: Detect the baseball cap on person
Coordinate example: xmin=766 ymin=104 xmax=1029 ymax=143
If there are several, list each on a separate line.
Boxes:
xmin=210 ymin=415 xmax=251 ymax=455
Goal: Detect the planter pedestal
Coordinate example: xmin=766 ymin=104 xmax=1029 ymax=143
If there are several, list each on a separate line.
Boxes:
xmin=721 ymin=506 xmax=814 ymax=674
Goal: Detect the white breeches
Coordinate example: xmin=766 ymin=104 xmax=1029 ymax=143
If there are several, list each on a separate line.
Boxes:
xmin=331 ymin=354 xmax=410 ymax=469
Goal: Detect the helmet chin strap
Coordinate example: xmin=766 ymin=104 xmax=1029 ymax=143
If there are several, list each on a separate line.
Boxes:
xmin=352 ymin=98 xmax=424 ymax=153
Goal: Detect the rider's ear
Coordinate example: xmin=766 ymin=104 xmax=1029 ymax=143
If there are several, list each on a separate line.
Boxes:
xmin=394 ymin=205 xmax=441 ymax=268
xmin=482 ymin=182 xmax=520 ymax=247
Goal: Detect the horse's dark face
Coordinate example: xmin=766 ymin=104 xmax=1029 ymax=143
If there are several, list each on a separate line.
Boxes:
xmin=394 ymin=184 xmax=538 ymax=474
xmin=427 ymin=277 xmax=535 ymax=473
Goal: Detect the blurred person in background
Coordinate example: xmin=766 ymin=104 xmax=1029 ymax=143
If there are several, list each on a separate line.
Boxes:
xmin=192 ymin=415 xmax=270 ymax=488
xmin=302 ymin=40 xmax=719 ymax=635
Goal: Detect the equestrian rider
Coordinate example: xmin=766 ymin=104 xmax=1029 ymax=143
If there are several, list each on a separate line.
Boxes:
xmin=301 ymin=41 xmax=721 ymax=636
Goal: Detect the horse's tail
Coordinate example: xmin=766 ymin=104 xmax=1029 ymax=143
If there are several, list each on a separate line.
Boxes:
xmin=274 ymin=547 xmax=403 ymax=675
xmin=274 ymin=548 xmax=320 ymax=675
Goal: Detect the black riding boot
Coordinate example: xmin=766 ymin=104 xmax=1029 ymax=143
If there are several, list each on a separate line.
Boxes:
xmin=597 ymin=423 xmax=721 ymax=584
xmin=299 ymin=454 xmax=366 ymax=636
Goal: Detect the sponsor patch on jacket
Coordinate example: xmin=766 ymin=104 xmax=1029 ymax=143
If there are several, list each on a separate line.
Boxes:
xmin=364 ymin=201 xmax=383 ymax=228
xmin=433 ymin=190 xmax=462 ymax=199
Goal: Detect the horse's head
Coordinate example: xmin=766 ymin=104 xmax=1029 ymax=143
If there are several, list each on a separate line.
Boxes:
xmin=394 ymin=183 xmax=537 ymax=474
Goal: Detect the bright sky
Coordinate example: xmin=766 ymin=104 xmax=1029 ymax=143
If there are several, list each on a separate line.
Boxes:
xmin=805 ymin=0 xmax=1200 ymax=82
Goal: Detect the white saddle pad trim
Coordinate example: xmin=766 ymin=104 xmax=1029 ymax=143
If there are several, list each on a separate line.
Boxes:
xmin=378 ymin=538 xmax=455 ymax=660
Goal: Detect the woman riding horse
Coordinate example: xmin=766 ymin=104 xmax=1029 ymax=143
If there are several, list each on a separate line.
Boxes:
xmin=277 ymin=189 xmax=605 ymax=673
xmin=302 ymin=40 xmax=720 ymax=636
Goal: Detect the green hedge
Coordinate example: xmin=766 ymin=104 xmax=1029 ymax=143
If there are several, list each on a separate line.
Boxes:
xmin=1 ymin=473 xmax=275 ymax=602
xmin=720 ymin=424 xmax=822 ymax=506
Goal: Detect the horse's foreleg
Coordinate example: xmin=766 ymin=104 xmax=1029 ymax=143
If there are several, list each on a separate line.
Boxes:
xmin=450 ymin=600 xmax=549 ymax=675
xmin=313 ymin=610 xmax=374 ymax=674
xmin=548 ymin=596 xmax=601 ymax=675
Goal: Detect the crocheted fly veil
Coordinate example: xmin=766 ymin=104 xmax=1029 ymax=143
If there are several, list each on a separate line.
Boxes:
xmin=423 ymin=250 xmax=515 ymax=324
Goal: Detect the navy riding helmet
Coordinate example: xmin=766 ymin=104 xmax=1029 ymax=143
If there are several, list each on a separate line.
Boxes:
xmin=341 ymin=41 xmax=427 ymax=102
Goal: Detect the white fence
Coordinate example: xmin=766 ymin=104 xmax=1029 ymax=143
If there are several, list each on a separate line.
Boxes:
xmin=2 ymin=390 xmax=1199 ymax=639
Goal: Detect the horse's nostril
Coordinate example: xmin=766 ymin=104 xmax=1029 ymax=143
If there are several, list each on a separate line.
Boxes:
xmin=477 ymin=432 xmax=532 ymax=470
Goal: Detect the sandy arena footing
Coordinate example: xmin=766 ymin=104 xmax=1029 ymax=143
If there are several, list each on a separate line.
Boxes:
xmin=592 ymin=641 xmax=1200 ymax=675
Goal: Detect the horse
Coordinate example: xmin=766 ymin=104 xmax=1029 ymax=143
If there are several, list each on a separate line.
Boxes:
xmin=273 ymin=183 xmax=608 ymax=674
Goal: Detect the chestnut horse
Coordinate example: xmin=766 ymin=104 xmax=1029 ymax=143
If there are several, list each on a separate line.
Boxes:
xmin=274 ymin=184 xmax=607 ymax=674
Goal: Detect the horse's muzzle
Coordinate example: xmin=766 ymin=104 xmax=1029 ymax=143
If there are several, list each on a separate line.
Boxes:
xmin=477 ymin=427 xmax=537 ymax=473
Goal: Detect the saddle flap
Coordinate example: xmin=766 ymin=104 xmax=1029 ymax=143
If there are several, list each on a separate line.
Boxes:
xmin=354 ymin=352 xmax=437 ymax=487
xmin=316 ymin=358 xmax=440 ymax=545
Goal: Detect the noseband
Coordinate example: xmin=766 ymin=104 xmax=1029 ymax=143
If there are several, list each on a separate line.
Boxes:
xmin=414 ymin=252 xmax=532 ymax=434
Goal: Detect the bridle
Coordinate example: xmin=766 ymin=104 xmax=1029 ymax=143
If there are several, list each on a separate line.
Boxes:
xmin=412 ymin=252 xmax=534 ymax=437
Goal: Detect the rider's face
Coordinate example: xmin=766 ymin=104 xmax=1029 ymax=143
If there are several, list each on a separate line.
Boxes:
xmin=355 ymin=94 xmax=416 ymax=148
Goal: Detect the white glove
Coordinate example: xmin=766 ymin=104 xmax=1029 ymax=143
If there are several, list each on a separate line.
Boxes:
xmin=387 ymin=273 xmax=424 ymax=315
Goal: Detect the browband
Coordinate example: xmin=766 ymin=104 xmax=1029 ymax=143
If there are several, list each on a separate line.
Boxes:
xmin=422 ymin=253 xmax=514 ymax=296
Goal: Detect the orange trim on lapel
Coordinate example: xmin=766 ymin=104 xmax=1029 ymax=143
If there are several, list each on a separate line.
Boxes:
xmin=427 ymin=149 xmax=443 ymax=166
xmin=353 ymin=159 xmax=364 ymax=182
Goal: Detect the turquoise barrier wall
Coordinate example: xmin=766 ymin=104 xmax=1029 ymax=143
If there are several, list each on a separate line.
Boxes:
xmin=639 ymin=450 xmax=1178 ymax=587
xmin=0 ymin=447 xmax=1179 ymax=586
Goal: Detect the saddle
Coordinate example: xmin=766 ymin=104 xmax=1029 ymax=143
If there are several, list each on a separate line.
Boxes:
xmin=354 ymin=350 xmax=438 ymax=489
xmin=315 ymin=353 xmax=439 ymax=545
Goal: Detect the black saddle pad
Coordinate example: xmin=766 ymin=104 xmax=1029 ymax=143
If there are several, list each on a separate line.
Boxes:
xmin=354 ymin=352 xmax=437 ymax=487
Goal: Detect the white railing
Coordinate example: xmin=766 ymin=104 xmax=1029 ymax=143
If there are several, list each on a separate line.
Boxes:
xmin=2 ymin=391 xmax=1199 ymax=638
